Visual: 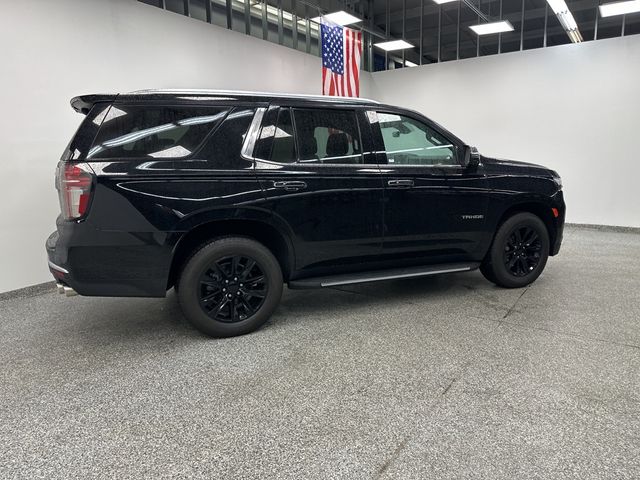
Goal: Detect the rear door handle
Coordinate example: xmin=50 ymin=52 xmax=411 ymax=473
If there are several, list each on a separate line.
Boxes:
xmin=387 ymin=179 xmax=414 ymax=188
xmin=273 ymin=180 xmax=307 ymax=191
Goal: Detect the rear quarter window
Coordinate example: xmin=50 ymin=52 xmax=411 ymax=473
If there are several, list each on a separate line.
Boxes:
xmin=61 ymin=103 xmax=112 ymax=161
xmin=87 ymin=105 xmax=228 ymax=159
xmin=196 ymin=108 xmax=256 ymax=169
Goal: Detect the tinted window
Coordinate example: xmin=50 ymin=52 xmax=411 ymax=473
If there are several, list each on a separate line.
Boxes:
xmin=255 ymin=108 xmax=296 ymax=163
xmin=200 ymin=108 xmax=255 ymax=169
xmin=270 ymin=109 xmax=296 ymax=163
xmin=293 ymin=109 xmax=363 ymax=164
xmin=61 ymin=103 xmax=111 ymax=161
xmin=377 ymin=112 xmax=456 ymax=166
xmin=88 ymin=105 xmax=228 ymax=159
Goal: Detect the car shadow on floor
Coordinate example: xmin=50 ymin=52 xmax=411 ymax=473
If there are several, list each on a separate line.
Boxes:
xmin=65 ymin=270 xmax=508 ymax=346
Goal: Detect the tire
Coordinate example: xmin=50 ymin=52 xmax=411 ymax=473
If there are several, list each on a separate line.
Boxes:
xmin=479 ymin=262 xmax=497 ymax=284
xmin=177 ymin=237 xmax=283 ymax=337
xmin=480 ymin=212 xmax=550 ymax=289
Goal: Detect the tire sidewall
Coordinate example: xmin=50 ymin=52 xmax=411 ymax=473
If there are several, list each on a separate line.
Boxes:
xmin=178 ymin=237 xmax=283 ymax=337
xmin=490 ymin=213 xmax=550 ymax=288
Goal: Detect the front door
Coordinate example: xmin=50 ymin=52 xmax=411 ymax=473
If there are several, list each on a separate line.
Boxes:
xmin=252 ymin=105 xmax=384 ymax=277
xmin=369 ymin=110 xmax=489 ymax=264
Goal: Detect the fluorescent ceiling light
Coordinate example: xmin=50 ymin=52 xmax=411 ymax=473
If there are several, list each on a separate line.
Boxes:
xmin=556 ymin=11 xmax=578 ymax=30
xmin=311 ymin=10 xmax=361 ymax=26
xmin=599 ymin=0 xmax=640 ymax=17
xmin=405 ymin=60 xmax=418 ymax=67
xmin=545 ymin=0 xmax=583 ymax=43
xmin=546 ymin=0 xmax=569 ymax=13
xmin=469 ymin=21 xmax=514 ymax=35
xmin=374 ymin=40 xmax=414 ymax=51
xmin=432 ymin=0 xmax=458 ymax=4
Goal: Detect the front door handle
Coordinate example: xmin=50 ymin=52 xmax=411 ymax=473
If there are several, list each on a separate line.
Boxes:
xmin=273 ymin=180 xmax=307 ymax=191
xmin=387 ymin=179 xmax=414 ymax=188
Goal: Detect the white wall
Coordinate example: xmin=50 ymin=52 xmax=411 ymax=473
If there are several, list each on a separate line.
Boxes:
xmin=366 ymin=35 xmax=640 ymax=229
xmin=0 ymin=0 xmax=344 ymax=293
xmin=1 ymin=0 xmax=638 ymax=293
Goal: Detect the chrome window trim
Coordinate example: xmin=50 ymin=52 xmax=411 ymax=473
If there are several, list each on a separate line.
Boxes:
xmin=381 ymin=163 xmax=464 ymax=168
xmin=254 ymin=158 xmax=382 ymax=169
xmin=240 ymin=107 xmax=266 ymax=162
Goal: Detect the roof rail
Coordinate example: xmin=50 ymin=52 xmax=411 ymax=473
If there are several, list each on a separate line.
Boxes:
xmin=127 ymin=89 xmax=379 ymax=104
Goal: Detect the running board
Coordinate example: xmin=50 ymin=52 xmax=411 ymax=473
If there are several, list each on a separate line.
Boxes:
xmin=288 ymin=262 xmax=480 ymax=289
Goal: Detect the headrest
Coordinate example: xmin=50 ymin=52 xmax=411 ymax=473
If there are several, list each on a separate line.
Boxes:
xmin=326 ymin=133 xmax=349 ymax=158
xmin=299 ymin=136 xmax=318 ymax=159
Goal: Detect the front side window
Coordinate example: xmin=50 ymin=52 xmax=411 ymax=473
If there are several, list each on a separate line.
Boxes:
xmin=376 ymin=112 xmax=456 ymax=166
xmin=88 ymin=105 xmax=228 ymax=159
xmin=293 ymin=109 xmax=363 ymax=164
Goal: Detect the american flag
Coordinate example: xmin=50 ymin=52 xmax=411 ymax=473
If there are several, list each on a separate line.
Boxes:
xmin=321 ymin=21 xmax=362 ymax=97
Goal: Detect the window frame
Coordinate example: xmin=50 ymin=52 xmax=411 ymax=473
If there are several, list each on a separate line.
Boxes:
xmin=253 ymin=104 xmax=380 ymax=168
xmin=369 ymin=109 xmax=465 ymax=168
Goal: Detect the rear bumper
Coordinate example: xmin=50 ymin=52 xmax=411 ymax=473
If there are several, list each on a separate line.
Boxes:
xmin=46 ymin=221 xmax=172 ymax=297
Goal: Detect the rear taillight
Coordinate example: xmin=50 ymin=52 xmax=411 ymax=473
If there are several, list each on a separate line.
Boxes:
xmin=56 ymin=163 xmax=94 ymax=220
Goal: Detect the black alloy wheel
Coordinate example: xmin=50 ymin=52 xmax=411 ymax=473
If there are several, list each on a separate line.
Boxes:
xmin=178 ymin=237 xmax=283 ymax=337
xmin=480 ymin=212 xmax=550 ymax=288
xmin=503 ymin=225 xmax=543 ymax=277
xmin=198 ymin=255 xmax=268 ymax=323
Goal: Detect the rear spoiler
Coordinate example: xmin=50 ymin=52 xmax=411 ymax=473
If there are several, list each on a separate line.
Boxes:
xmin=70 ymin=94 xmax=118 ymax=114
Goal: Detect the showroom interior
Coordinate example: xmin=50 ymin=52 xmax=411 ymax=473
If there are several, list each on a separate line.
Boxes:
xmin=1 ymin=0 xmax=639 ymax=478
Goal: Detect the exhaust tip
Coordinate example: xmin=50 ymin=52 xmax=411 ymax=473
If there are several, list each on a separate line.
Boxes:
xmin=56 ymin=283 xmax=65 ymax=294
xmin=63 ymin=286 xmax=78 ymax=297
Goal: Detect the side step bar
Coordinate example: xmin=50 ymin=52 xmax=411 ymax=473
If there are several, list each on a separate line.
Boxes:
xmin=288 ymin=262 xmax=480 ymax=289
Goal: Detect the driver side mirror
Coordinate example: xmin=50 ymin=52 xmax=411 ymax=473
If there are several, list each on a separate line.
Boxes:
xmin=463 ymin=145 xmax=480 ymax=169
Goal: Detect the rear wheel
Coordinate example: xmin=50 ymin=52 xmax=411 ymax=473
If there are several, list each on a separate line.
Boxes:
xmin=480 ymin=212 xmax=550 ymax=288
xmin=177 ymin=237 xmax=283 ymax=337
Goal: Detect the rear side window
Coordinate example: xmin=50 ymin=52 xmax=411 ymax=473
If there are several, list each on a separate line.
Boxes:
xmin=254 ymin=108 xmax=296 ymax=163
xmin=293 ymin=109 xmax=363 ymax=164
xmin=87 ymin=105 xmax=228 ymax=159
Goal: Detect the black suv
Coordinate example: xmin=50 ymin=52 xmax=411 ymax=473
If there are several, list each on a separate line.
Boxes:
xmin=47 ymin=90 xmax=565 ymax=337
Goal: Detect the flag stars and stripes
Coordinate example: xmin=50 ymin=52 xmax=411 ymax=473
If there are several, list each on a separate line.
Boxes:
xmin=321 ymin=21 xmax=361 ymax=97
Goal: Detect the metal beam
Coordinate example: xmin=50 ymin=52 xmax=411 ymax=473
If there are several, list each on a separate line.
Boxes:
xmin=375 ymin=0 xmax=599 ymax=35
xmin=205 ymin=0 xmax=212 ymax=23
xmin=226 ymin=0 xmax=232 ymax=29
xmin=244 ymin=0 xmax=251 ymax=35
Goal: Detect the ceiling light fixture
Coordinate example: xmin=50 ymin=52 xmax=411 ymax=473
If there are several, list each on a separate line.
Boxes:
xmin=432 ymin=0 xmax=458 ymax=4
xmin=546 ymin=0 xmax=583 ymax=42
xmin=470 ymin=21 xmax=514 ymax=35
xmin=374 ymin=40 xmax=414 ymax=51
xmin=310 ymin=10 xmax=362 ymax=26
xmin=599 ymin=0 xmax=640 ymax=17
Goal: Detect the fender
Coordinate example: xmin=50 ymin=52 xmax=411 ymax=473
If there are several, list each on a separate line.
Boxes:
xmin=165 ymin=206 xmax=297 ymax=284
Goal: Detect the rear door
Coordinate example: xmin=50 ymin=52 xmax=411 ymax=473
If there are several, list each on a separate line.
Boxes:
xmin=368 ymin=110 xmax=489 ymax=264
xmin=252 ymin=104 xmax=384 ymax=276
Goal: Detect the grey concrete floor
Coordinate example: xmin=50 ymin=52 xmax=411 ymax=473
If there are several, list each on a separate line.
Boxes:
xmin=1 ymin=226 xmax=639 ymax=479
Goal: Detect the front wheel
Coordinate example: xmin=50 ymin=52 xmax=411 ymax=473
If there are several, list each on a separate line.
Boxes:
xmin=480 ymin=212 xmax=550 ymax=288
xmin=177 ymin=237 xmax=283 ymax=337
